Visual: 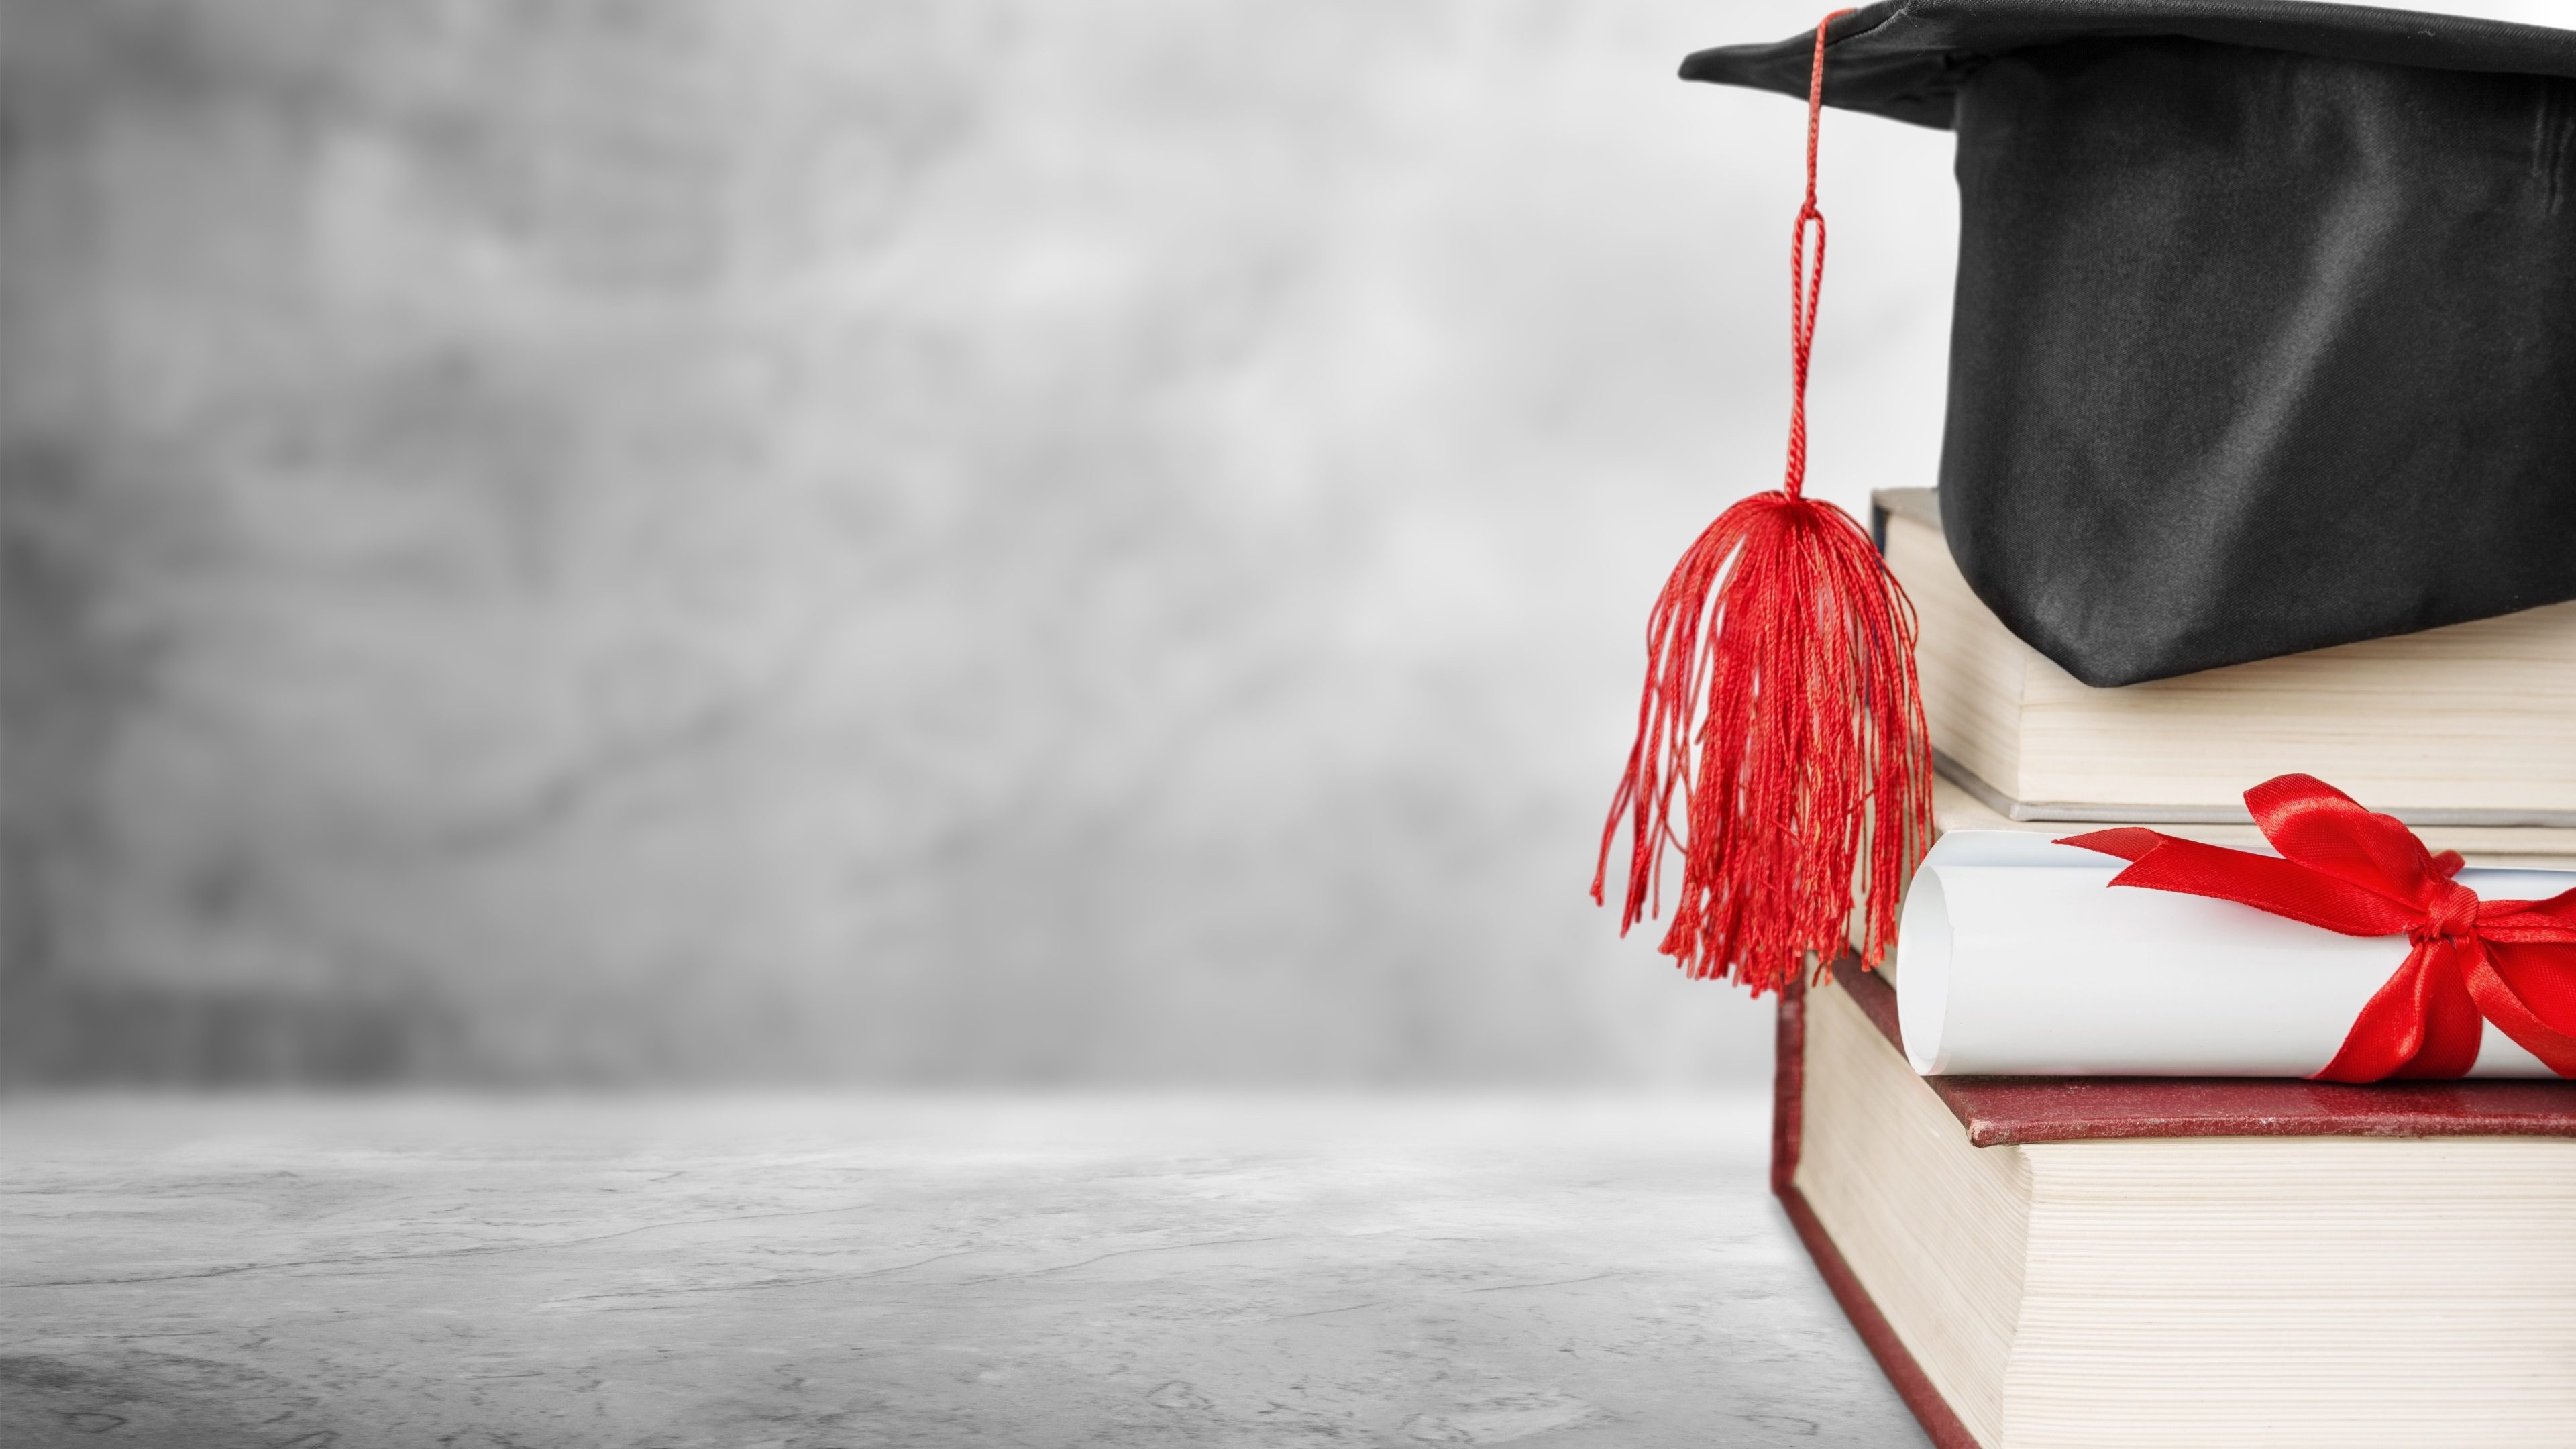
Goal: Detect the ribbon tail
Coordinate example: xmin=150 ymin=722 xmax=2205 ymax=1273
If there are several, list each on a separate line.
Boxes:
xmin=2392 ymin=938 xmax=2484 ymax=1079
xmin=2056 ymin=828 xmax=2417 ymax=938
xmin=2055 ymin=826 xmax=2165 ymax=863
xmin=2316 ymin=947 xmax=2430 ymax=1082
xmin=2464 ymin=941 xmax=2576 ymax=1078
xmin=2314 ymin=942 xmax=2479 ymax=1083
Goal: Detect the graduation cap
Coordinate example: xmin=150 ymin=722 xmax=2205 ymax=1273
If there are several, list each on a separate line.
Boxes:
xmin=1597 ymin=3 xmax=2576 ymax=994
xmin=1688 ymin=0 xmax=2576 ymax=689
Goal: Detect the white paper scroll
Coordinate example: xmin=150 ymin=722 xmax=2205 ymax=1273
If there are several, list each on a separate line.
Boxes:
xmin=1892 ymin=830 xmax=2571 ymax=1078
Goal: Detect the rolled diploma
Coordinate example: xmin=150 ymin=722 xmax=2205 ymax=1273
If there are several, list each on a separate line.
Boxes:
xmin=1894 ymin=830 xmax=2569 ymax=1078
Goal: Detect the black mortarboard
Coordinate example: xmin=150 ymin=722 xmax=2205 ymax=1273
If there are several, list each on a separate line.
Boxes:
xmin=1684 ymin=1 xmax=2576 ymax=687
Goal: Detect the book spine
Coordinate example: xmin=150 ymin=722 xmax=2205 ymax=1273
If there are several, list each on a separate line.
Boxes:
xmin=1772 ymin=974 xmax=1806 ymax=1192
xmin=1775 ymin=972 xmax=1985 ymax=1449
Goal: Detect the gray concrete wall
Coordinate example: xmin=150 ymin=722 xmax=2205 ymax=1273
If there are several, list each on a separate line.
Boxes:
xmin=0 ymin=0 xmax=1975 ymax=1083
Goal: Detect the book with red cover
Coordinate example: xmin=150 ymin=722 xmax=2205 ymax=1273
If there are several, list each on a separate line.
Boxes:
xmin=1772 ymin=960 xmax=2576 ymax=1449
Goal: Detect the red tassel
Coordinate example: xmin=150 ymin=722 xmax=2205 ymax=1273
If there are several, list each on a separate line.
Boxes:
xmin=1593 ymin=11 xmax=1931 ymax=994
xmin=1592 ymin=492 xmax=1931 ymax=991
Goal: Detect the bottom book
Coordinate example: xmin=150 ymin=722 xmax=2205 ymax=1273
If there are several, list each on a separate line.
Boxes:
xmin=1775 ymin=965 xmax=2576 ymax=1449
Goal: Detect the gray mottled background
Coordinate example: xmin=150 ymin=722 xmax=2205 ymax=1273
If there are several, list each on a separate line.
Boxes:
xmin=2 ymin=0 xmax=2557 ymax=1086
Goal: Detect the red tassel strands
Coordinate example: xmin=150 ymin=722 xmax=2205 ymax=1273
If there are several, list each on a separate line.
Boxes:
xmin=1593 ymin=11 xmax=1932 ymax=995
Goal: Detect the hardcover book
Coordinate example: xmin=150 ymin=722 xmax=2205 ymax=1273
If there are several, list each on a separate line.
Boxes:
xmin=1874 ymin=488 xmax=2576 ymax=832
xmin=1774 ymin=964 xmax=2576 ymax=1448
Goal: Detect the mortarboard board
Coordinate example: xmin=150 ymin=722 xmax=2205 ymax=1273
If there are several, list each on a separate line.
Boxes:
xmin=1685 ymin=1 xmax=2576 ymax=688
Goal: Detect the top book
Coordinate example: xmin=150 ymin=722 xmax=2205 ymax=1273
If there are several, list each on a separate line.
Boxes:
xmin=1876 ymin=488 xmax=2576 ymax=827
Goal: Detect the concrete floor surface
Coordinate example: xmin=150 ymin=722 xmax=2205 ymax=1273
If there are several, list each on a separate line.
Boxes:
xmin=0 ymin=1094 xmax=1923 ymax=1448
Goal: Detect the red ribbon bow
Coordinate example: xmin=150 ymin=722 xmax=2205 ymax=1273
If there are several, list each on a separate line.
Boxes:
xmin=2059 ymin=775 xmax=2576 ymax=1082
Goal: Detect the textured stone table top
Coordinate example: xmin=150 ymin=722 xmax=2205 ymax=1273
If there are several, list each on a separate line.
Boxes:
xmin=1 ymin=1094 xmax=1923 ymax=1448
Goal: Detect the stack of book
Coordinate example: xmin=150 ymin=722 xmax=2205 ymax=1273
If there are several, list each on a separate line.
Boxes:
xmin=1776 ymin=488 xmax=2576 ymax=1448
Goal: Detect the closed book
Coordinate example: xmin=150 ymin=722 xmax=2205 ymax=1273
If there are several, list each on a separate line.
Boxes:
xmin=1774 ymin=963 xmax=2576 ymax=1448
xmin=1874 ymin=488 xmax=2576 ymax=834
xmin=1923 ymin=773 xmax=2576 ymax=873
